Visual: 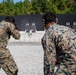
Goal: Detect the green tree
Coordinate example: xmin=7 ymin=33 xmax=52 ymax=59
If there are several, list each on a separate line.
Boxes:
xmin=46 ymin=0 xmax=59 ymax=14
xmin=66 ymin=3 xmax=76 ymax=14
xmin=38 ymin=0 xmax=47 ymax=13
xmin=57 ymin=0 xmax=71 ymax=14
xmin=31 ymin=0 xmax=48 ymax=14
xmin=31 ymin=0 xmax=41 ymax=14
xmin=23 ymin=0 xmax=32 ymax=14
xmin=45 ymin=0 xmax=72 ymax=14
xmin=3 ymin=0 xmax=15 ymax=15
xmin=0 ymin=0 xmax=76 ymax=15
xmin=0 ymin=2 xmax=7 ymax=15
xmin=14 ymin=1 xmax=23 ymax=15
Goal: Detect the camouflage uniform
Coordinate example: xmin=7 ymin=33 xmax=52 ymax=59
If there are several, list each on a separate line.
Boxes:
xmin=0 ymin=20 xmax=20 ymax=75
xmin=41 ymin=24 xmax=76 ymax=75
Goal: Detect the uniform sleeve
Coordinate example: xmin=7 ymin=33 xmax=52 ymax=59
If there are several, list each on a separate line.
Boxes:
xmin=7 ymin=23 xmax=20 ymax=39
xmin=44 ymin=35 xmax=56 ymax=75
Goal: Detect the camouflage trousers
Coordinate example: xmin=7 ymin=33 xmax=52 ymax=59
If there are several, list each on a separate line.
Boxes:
xmin=55 ymin=63 xmax=76 ymax=75
xmin=0 ymin=47 xmax=18 ymax=75
xmin=44 ymin=63 xmax=76 ymax=75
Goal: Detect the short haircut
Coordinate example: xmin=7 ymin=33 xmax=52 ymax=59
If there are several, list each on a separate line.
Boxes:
xmin=42 ymin=12 xmax=56 ymax=25
xmin=5 ymin=16 xmax=15 ymax=24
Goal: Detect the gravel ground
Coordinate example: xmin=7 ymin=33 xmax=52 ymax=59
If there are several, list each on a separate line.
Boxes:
xmin=0 ymin=42 xmax=44 ymax=75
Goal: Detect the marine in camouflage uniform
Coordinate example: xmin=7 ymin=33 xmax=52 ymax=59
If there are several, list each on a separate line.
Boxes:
xmin=0 ymin=16 xmax=20 ymax=75
xmin=41 ymin=12 xmax=76 ymax=75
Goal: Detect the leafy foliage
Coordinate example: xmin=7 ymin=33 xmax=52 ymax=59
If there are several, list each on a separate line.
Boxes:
xmin=0 ymin=0 xmax=76 ymax=15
